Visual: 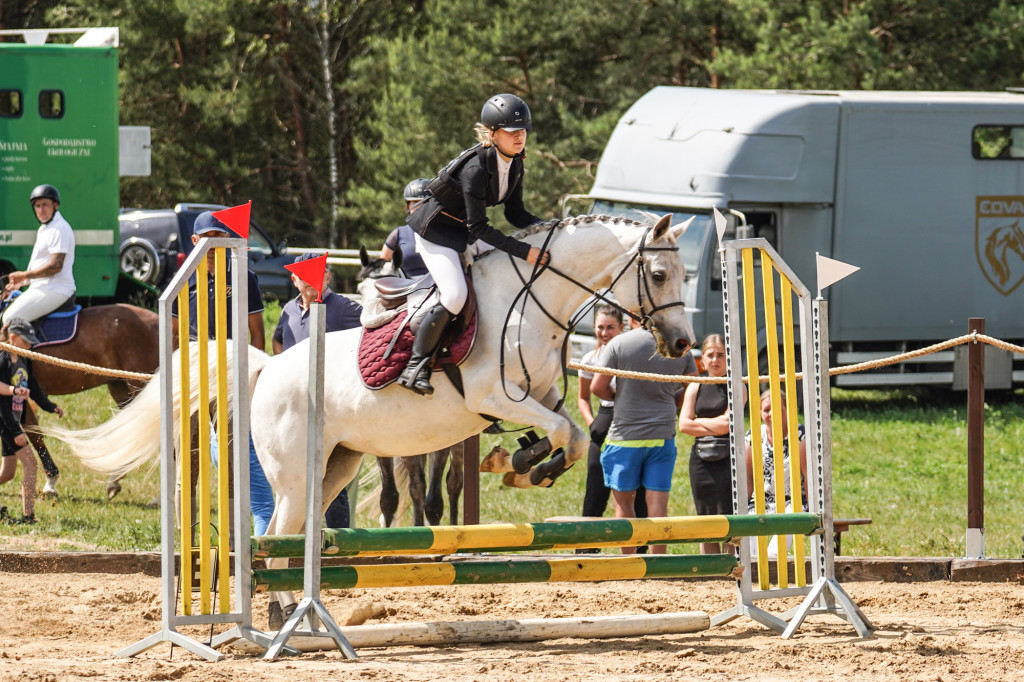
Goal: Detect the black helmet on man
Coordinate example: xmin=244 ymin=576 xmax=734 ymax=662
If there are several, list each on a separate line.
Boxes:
xmin=403 ymin=178 xmax=431 ymax=202
xmin=30 ymin=184 xmax=60 ymax=205
xmin=481 ymin=93 xmax=532 ymax=132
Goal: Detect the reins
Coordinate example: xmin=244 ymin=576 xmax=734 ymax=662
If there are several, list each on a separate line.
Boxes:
xmin=499 ymin=223 xmax=684 ymax=408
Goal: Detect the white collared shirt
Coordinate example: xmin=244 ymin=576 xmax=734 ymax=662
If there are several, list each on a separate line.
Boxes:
xmin=496 ymin=152 xmax=512 ymax=201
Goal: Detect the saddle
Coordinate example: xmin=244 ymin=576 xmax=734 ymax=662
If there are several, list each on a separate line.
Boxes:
xmin=3 ymin=291 xmax=81 ymax=348
xmin=357 ymin=272 xmax=478 ymax=390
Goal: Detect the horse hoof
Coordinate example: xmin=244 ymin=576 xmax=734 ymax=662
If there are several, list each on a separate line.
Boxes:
xmin=480 ymin=446 xmax=513 ymax=473
xmin=501 ymin=471 xmax=536 ymax=489
xmin=106 ymin=480 xmax=122 ymax=501
xmin=268 ymin=601 xmax=283 ymax=630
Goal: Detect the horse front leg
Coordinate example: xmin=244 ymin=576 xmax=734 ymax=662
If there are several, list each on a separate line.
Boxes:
xmin=470 ymin=385 xmax=589 ymax=488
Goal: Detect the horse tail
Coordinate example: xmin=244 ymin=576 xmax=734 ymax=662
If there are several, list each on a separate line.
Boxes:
xmin=42 ymin=341 xmax=270 ymax=478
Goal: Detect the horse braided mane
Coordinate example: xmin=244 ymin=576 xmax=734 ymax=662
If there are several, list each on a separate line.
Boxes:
xmin=475 ymin=214 xmax=648 ymax=261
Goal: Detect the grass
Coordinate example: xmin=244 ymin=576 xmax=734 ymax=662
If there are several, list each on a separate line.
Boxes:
xmin=2 ymin=302 xmax=1022 ymax=558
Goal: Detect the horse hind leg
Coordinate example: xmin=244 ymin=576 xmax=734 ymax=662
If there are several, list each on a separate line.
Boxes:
xmin=377 ymin=457 xmax=399 ymax=527
xmin=447 ymin=443 xmax=464 ymax=526
xmin=404 ymin=455 xmax=427 ymax=527
xmin=23 ymin=407 xmax=60 ymax=496
xmin=424 ymin=450 xmax=447 ymax=526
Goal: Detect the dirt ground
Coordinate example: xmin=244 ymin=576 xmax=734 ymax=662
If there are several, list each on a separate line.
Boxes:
xmin=1 ymin=571 xmax=1022 ymax=681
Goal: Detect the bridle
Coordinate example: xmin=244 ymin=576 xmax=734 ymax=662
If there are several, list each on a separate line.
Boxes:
xmin=500 ymin=221 xmax=687 ymax=405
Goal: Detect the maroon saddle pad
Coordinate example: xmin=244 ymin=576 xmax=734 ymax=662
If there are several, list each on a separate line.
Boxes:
xmin=357 ymin=310 xmax=477 ymax=390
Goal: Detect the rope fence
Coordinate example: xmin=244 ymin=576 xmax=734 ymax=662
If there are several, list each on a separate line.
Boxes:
xmin=569 ymin=332 xmax=1024 ymax=384
xmin=1 ymin=331 xmax=1021 ymax=387
xmin=0 ymin=339 xmax=153 ymax=381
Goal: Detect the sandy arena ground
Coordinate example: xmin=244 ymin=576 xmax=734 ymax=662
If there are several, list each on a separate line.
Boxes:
xmin=0 ymin=571 xmax=1022 ymax=681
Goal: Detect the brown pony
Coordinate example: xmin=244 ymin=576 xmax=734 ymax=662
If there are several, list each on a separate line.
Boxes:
xmin=20 ymin=304 xmax=158 ymax=497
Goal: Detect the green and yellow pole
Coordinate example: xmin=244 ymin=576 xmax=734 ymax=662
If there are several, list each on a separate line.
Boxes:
xmin=254 ymin=554 xmax=740 ymax=593
xmin=253 ymin=514 xmax=822 ymax=558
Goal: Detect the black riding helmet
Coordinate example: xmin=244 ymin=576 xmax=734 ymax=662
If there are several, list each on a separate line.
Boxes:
xmin=481 ymin=93 xmax=532 ymax=132
xmin=30 ymin=184 xmax=60 ymax=205
xmin=403 ymin=178 xmax=431 ymax=202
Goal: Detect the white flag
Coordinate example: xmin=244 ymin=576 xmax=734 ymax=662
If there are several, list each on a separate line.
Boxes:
xmin=713 ymin=207 xmax=728 ymax=243
xmin=816 ymin=252 xmax=859 ymax=298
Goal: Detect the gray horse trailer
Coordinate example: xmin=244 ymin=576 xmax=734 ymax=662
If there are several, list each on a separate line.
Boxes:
xmin=573 ymin=87 xmax=1024 ymax=389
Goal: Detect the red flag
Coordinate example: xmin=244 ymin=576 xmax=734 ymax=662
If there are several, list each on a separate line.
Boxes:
xmin=211 ymin=201 xmax=251 ymax=239
xmin=284 ymin=253 xmax=329 ymax=302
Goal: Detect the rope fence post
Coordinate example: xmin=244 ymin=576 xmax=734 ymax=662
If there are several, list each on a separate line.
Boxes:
xmin=966 ymin=317 xmax=985 ymax=559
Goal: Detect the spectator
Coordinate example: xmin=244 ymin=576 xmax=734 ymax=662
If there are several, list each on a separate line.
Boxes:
xmin=379 ymin=179 xmax=431 ymax=278
xmin=273 ymin=252 xmax=362 ymax=528
xmin=678 ymin=334 xmax=745 ymax=554
xmin=0 ymin=318 xmax=64 ymax=525
xmin=576 ymin=307 xmax=649 ymax=552
xmin=171 ymin=211 xmax=274 ymax=536
xmin=3 ymin=185 xmax=76 ymax=326
xmin=591 ymin=324 xmax=697 ymax=554
xmin=745 ymin=388 xmax=808 ymax=559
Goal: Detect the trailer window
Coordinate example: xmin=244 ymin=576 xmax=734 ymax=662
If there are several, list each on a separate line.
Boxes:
xmin=972 ymin=125 xmax=1024 ymax=159
xmin=39 ymin=90 xmax=64 ymax=119
xmin=0 ymin=90 xmax=22 ymax=118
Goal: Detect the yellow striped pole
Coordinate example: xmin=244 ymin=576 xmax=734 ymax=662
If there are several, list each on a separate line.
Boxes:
xmin=760 ymin=254 xmax=788 ymax=587
xmin=780 ymin=274 xmax=807 ymax=587
xmin=195 ymin=257 xmax=212 ymax=614
xmin=177 ymin=288 xmax=193 ymax=615
xmin=741 ymin=248 xmax=768 ymax=589
xmin=213 ymin=248 xmax=230 ymax=613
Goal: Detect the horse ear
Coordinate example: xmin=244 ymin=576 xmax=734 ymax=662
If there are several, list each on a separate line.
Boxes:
xmin=670 ymin=216 xmax=695 ymax=240
xmin=393 ymin=245 xmax=404 ymax=271
xmin=653 ymin=213 xmax=673 ymax=241
xmin=359 ymin=245 xmax=371 ymax=267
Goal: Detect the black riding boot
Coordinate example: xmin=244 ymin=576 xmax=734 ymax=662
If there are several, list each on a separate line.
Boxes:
xmin=397 ymin=303 xmax=453 ymax=395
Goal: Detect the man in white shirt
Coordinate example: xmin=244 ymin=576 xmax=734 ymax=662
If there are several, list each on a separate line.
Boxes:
xmin=2 ymin=184 xmax=76 ymax=325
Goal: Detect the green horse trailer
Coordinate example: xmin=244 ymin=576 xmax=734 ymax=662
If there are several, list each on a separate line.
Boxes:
xmin=0 ymin=28 xmax=129 ymax=301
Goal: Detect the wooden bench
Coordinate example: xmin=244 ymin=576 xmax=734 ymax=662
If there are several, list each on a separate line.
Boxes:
xmin=833 ymin=518 xmax=872 ymax=555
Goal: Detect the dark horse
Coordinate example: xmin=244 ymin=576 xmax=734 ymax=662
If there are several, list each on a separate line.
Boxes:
xmin=18 ymin=304 xmax=158 ymax=497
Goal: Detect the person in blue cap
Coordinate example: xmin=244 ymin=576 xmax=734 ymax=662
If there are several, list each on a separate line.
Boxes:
xmin=171 ymin=211 xmax=274 ymax=536
xmin=273 ymin=252 xmax=363 ymax=529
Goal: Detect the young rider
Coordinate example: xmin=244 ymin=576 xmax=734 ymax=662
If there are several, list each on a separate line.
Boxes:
xmin=398 ymin=93 xmax=550 ymax=395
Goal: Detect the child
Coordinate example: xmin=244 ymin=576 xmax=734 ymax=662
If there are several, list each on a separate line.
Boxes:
xmin=0 ymin=318 xmax=64 ymax=525
xmin=744 ymin=388 xmax=807 ymax=559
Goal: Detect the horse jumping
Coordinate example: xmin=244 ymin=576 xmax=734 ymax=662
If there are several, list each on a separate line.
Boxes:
xmin=48 ymin=213 xmax=696 ymax=619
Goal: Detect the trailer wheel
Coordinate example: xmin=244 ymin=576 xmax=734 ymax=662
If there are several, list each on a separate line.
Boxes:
xmin=120 ymin=238 xmax=161 ymax=286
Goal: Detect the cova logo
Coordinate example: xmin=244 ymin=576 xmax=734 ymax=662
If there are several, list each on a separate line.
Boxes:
xmin=977 ymin=196 xmax=1024 ymax=295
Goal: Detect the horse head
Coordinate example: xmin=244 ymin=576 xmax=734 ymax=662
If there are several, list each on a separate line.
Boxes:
xmin=607 ymin=213 xmax=696 ymax=358
xmin=358 ymin=244 xmax=404 ymax=281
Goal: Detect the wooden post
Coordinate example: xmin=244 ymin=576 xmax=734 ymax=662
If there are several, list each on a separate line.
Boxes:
xmin=463 ymin=435 xmax=480 ymax=525
xmin=966 ymin=317 xmax=984 ymax=559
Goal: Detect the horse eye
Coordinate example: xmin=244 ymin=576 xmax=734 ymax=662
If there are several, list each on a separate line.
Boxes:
xmin=652 ymin=270 xmax=667 ymax=283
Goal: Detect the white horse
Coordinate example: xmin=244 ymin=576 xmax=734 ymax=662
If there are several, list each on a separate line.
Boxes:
xmin=50 ymin=213 xmax=695 ymax=618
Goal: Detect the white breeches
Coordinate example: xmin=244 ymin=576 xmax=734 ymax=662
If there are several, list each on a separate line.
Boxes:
xmin=414 ymin=233 xmax=470 ymax=315
xmin=1 ymin=286 xmax=72 ymax=325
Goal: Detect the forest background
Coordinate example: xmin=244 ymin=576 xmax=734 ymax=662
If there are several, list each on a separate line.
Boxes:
xmin=4 ymin=1 xmax=1024 ymax=251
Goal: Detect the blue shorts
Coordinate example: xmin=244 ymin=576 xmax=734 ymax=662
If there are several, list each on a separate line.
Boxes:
xmin=600 ymin=439 xmax=677 ymax=492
